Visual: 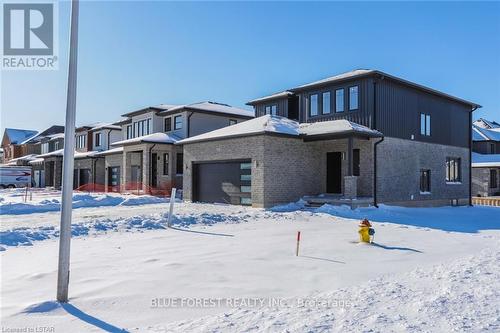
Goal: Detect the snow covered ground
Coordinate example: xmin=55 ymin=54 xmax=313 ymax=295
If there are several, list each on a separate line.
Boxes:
xmin=1 ymin=190 xmax=499 ymax=332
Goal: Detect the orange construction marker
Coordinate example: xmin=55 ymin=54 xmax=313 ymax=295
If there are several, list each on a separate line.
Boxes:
xmin=296 ymin=231 xmax=301 ymax=256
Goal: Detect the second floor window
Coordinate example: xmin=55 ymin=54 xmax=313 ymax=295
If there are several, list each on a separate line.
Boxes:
xmin=133 ymin=118 xmax=151 ymax=137
xmin=446 ymin=157 xmax=461 ymax=182
xmin=126 ymin=125 xmax=132 ymax=139
xmin=164 ymin=117 xmax=172 ymax=132
xmin=76 ymin=135 xmax=86 ymax=149
xmin=41 ymin=143 xmax=49 ymax=154
xmin=265 ymin=105 xmax=277 ymax=115
xmin=420 ymin=169 xmax=431 ymax=193
xmin=490 ymin=143 xmax=496 ymax=154
xmin=309 ymin=94 xmax=318 ymax=116
xmin=335 ymin=89 xmax=344 ymax=112
xmin=174 ymin=115 xmax=182 ymax=130
xmin=322 ymin=92 xmax=331 ymax=114
xmin=54 ymin=141 xmax=60 ymax=150
xmin=349 ymin=86 xmax=359 ymax=110
xmin=95 ymin=132 xmax=102 ymax=147
xmin=420 ymin=113 xmax=431 ymax=136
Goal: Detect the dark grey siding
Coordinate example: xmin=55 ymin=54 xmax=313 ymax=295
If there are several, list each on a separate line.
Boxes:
xmin=473 ymin=141 xmax=500 ymax=154
xmin=298 ymin=78 xmax=374 ymax=127
xmin=254 ymin=98 xmax=288 ymax=117
xmin=376 ymin=78 xmax=471 ymax=148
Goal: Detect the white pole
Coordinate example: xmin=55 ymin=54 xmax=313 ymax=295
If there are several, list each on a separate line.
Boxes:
xmin=57 ymin=0 xmax=79 ymax=303
xmin=167 ymin=188 xmax=176 ymax=228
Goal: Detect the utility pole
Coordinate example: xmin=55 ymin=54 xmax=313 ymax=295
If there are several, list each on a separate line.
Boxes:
xmin=57 ymin=0 xmax=79 ymax=303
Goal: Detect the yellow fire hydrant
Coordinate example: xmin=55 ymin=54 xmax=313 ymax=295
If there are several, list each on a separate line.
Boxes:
xmin=358 ymin=219 xmax=373 ymax=243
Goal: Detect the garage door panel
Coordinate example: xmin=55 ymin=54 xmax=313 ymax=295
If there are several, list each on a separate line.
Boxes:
xmin=194 ymin=160 xmax=251 ymax=205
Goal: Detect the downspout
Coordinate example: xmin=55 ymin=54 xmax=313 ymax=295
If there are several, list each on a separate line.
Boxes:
xmin=148 ymin=143 xmax=157 ymax=194
xmin=186 ymin=111 xmax=194 ymax=138
xmin=372 ymin=75 xmax=384 ymax=208
xmin=469 ymin=106 xmax=478 ymax=206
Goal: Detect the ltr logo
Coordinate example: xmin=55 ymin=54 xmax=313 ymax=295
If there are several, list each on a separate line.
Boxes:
xmin=3 ymin=3 xmax=53 ymax=56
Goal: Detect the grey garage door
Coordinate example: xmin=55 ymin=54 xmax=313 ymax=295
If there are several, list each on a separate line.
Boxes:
xmin=193 ymin=160 xmax=251 ymax=205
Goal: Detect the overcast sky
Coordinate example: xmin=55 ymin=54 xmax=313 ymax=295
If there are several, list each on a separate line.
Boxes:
xmin=1 ymin=1 xmax=499 ymax=133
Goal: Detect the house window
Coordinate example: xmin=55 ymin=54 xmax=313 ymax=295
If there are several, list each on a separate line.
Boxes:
xmin=335 ymin=89 xmax=344 ymax=112
xmin=164 ymin=117 xmax=172 ymax=132
xmin=76 ymin=135 xmax=86 ymax=149
xmin=54 ymin=141 xmax=60 ymax=150
xmin=132 ymin=118 xmax=151 ymax=137
xmin=271 ymin=105 xmax=277 ymax=115
xmin=126 ymin=125 xmax=132 ymax=139
xmin=240 ymin=197 xmax=252 ymax=205
xmin=490 ymin=143 xmax=496 ymax=154
xmin=240 ymin=186 xmax=251 ymax=193
xmin=322 ymin=92 xmax=331 ymax=114
xmin=176 ymin=153 xmax=183 ymax=174
xmin=240 ymin=174 xmax=251 ymax=181
xmin=349 ymin=86 xmax=359 ymax=110
xmin=309 ymin=94 xmax=319 ymax=116
xmin=490 ymin=170 xmax=497 ymax=188
xmin=163 ymin=153 xmax=169 ymax=175
xmin=420 ymin=169 xmax=431 ymax=193
xmin=95 ymin=132 xmax=102 ymax=147
xmin=174 ymin=115 xmax=182 ymax=130
xmin=446 ymin=157 xmax=461 ymax=182
xmin=265 ymin=106 xmax=271 ymax=115
xmin=41 ymin=143 xmax=49 ymax=154
xmin=353 ymin=149 xmax=360 ymax=176
xmin=420 ymin=113 xmax=431 ymax=136
xmin=229 ymin=119 xmax=237 ymax=125
xmin=240 ymin=162 xmax=252 ymax=170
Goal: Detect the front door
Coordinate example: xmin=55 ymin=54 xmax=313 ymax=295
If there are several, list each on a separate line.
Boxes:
xmin=108 ymin=166 xmax=120 ymax=192
xmin=151 ymin=153 xmax=158 ymax=188
xmin=326 ymin=152 xmax=342 ymax=193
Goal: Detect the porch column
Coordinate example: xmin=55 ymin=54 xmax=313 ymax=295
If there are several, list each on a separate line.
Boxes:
xmin=142 ymin=147 xmax=149 ymax=193
xmin=347 ymin=137 xmax=353 ymax=176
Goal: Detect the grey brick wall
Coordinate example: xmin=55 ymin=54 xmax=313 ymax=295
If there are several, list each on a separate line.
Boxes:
xmin=376 ymin=137 xmax=470 ymax=206
xmin=472 ymin=167 xmax=500 ymax=197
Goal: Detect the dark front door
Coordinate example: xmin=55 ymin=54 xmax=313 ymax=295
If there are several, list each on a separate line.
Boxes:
xmin=108 ymin=166 xmax=120 ymax=192
xmin=326 ymin=152 xmax=342 ymax=193
xmin=151 ymin=153 xmax=158 ymax=188
xmin=79 ymin=169 xmax=91 ymax=187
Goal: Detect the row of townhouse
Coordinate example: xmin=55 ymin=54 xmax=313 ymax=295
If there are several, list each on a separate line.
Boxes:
xmin=1 ymin=69 xmax=493 ymax=207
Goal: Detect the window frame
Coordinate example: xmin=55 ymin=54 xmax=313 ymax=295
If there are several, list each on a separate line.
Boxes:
xmin=446 ymin=157 xmax=462 ymax=183
xmin=322 ymin=91 xmax=331 ymax=115
xmin=174 ymin=115 xmax=183 ymax=130
xmin=420 ymin=169 xmax=431 ymax=193
xmin=164 ymin=117 xmax=172 ymax=132
xmin=420 ymin=113 xmax=431 ymax=136
xmin=335 ymin=88 xmax=344 ymax=113
xmin=348 ymin=85 xmax=359 ymax=111
xmin=309 ymin=93 xmax=319 ymax=117
xmin=95 ymin=132 xmax=102 ymax=147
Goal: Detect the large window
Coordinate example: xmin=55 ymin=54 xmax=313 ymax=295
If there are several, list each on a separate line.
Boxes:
xmin=420 ymin=169 xmax=431 ymax=193
xmin=335 ymin=89 xmax=344 ymax=112
xmin=95 ymin=132 xmax=102 ymax=147
xmin=176 ymin=153 xmax=183 ymax=175
xmin=164 ymin=117 xmax=172 ymax=132
xmin=490 ymin=170 xmax=497 ymax=188
xmin=76 ymin=134 xmax=86 ymax=149
xmin=420 ymin=113 xmax=431 ymax=136
xmin=322 ymin=92 xmax=331 ymax=114
xmin=446 ymin=157 xmax=461 ymax=182
xmin=41 ymin=143 xmax=49 ymax=154
xmin=265 ymin=105 xmax=278 ymax=115
xmin=174 ymin=115 xmax=183 ymax=130
xmin=163 ymin=153 xmax=169 ymax=175
xmin=133 ymin=118 xmax=151 ymax=137
xmin=309 ymin=94 xmax=318 ymax=116
xmin=349 ymin=86 xmax=359 ymax=110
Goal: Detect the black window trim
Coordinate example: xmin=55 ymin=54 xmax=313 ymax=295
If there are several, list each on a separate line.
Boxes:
xmin=174 ymin=115 xmax=183 ymax=130
xmin=335 ymin=88 xmax=345 ymax=113
xmin=348 ymin=85 xmax=359 ymax=111
xmin=420 ymin=169 xmax=431 ymax=193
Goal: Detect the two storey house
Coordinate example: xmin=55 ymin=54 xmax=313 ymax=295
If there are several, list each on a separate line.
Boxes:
xmin=180 ymin=69 xmax=479 ymax=208
xmin=472 ymin=118 xmax=500 ymax=197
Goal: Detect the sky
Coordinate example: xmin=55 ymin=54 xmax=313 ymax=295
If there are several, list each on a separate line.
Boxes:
xmin=1 ymin=1 xmax=500 ymax=134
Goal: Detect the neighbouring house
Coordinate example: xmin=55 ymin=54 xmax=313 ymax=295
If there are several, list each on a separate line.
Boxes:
xmin=179 ymin=69 xmax=480 ymax=208
xmin=1 ymin=128 xmax=38 ymax=162
xmin=0 ymin=148 xmax=3 ymax=163
xmin=109 ymin=101 xmax=254 ymax=194
xmin=472 ymin=119 xmax=500 ymax=197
